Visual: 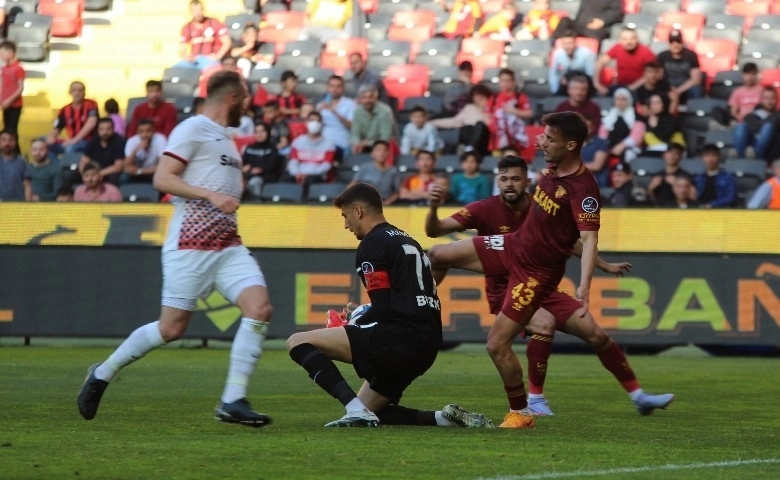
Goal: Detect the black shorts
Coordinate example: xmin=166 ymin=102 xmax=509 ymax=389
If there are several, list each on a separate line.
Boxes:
xmin=345 ymin=322 xmax=439 ymax=404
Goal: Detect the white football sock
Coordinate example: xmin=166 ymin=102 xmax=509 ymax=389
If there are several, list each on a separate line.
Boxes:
xmin=95 ymin=321 xmax=165 ymax=382
xmin=528 ymin=393 xmax=545 ymax=401
xmin=345 ymin=397 xmax=367 ymax=413
xmin=221 ymin=318 xmax=267 ymax=404
xmin=629 ymin=388 xmax=644 ymax=401
xmin=435 ymin=411 xmax=457 ymax=427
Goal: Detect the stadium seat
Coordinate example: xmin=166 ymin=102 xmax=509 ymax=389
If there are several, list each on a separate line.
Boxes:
xmin=262 ymin=10 xmax=306 ymax=30
xmin=402 ymin=95 xmax=443 ymax=116
xmin=727 ymin=1 xmax=771 ymax=30
xmin=124 ymin=96 xmax=145 ymax=124
xmin=760 ymin=68 xmax=780 ymax=88
xmin=363 ymin=15 xmax=391 ymax=45
xmin=658 ymin=11 xmax=706 ymax=30
xmin=704 ymin=129 xmax=735 ymax=150
xmin=622 ymin=12 xmax=657 ymax=29
xmin=438 ymin=128 xmax=459 ymax=153
xmin=506 ymin=39 xmax=551 ymax=65
xmin=307 ymin=183 xmax=347 ymax=203
xmin=428 ymin=66 xmax=463 ymax=97
xmin=274 ymin=52 xmax=318 ymax=71
xmin=249 ymin=66 xmax=286 ymax=92
xmin=694 ymin=38 xmax=738 ymax=86
xmin=172 ymin=96 xmax=195 ymax=123
xmin=383 ymin=81 xmax=426 ymax=110
xmin=551 ymin=0 xmax=581 ymax=18
xmin=480 ymin=155 xmax=499 ymax=174
xmin=518 ymin=66 xmax=552 ymax=99
xmin=234 ymin=134 xmax=255 ymax=154
xmin=296 ymin=67 xmax=335 ymax=100
xmin=738 ymin=40 xmax=780 ymax=71
xmin=385 ymin=64 xmax=429 ymax=90
xmin=700 ymin=26 xmax=742 ymax=45
xmin=38 ymin=0 xmax=82 ymax=37
xmin=13 ymin=12 xmax=53 ymax=29
xmin=395 ymin=154 xmax=417 ymax=173
xmin=8 ymin=22 xmax=49 ymax=62
xmin=7 ymin=0 xmax=39 ymax=14
xmin=746 ymin=15 xmax=780 ymax=43
xmin=120 ymin=183 xmax=159 ymax=202
xmin=685 ymin=0 xmax=727 ymax=15
xmin=725 ymin=158 xmax=767 ymax=197
xmin=639 ymin=0 xmax=681 ymax=17
xmin=706 ymin=12 xmax=745 ymax=31
xmin=341 ymin=153 xmax=371 ymax=172
xmin=369 ymin=39 xmax=411 ymax=73
xmin=261 ymin=182 xmax=304 ymax=203
xmin=680 ymin=98 xmax=728 ymax=132
xmin=320 ymin=37 xmax=368 ymax=75
xmin=357 ymin=0 xmax=379 ymax=14
xmin=457 ymin=38 xmax=504 ymax=82
xmin=163 ymin=67 xmax=200 ymax=85
xmin=414 ymin=37 xmax=460 ymax=69
xmin=480 ymin=67 xmax=502 ymax=86
xmin=709 ymin=70 xmax=744 ymax=100
xmin=433 ymin=154 xmax=460 ymax=173
xmin=623 ymin=0 xmax=641 ymax=13
xmin=225 ymin=13 xmax=261 ymax=42
xmin=257 ymin=26 xmax=300 ymax=56
xmin=631 ymin=157 xmax=665 ymax=188
xmin=61 ymin=151 xmax=81 ymax=172
xmin=84 ymin=0 xmax=112 ymax=10
xmin=680 ymin=158 xmax=706 ymax=175
xmin=648 ymin=41 xmax=668 ymax=55
xmin=387 ymin=10 xmax=436 ymax=53
xmin=377 ymin=0 xmax=415 ymax=15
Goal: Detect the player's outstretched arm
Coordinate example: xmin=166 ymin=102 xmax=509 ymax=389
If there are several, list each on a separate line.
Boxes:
xmin=425 ymin=183 xmax=466 ymax=238
xmin=153 ymin=155 xmax=239 ymax=214
xmin=577 ymin=230 xmax=599 ymax=312
xmin=571 ymin=240 xmax=632 ymax=276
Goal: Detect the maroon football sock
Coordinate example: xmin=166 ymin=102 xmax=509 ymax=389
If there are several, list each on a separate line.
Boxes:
xmin=595 ymin=337 xmax=640 ymax=393
xmin=504 ymin=383 xmax=528 ymax=410
xmin=526 ymin=333 xmax=554 ymax=395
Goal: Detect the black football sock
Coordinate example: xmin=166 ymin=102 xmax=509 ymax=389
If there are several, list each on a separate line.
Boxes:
xmin=376 ymin=405 xmax=437 ymax=426
xmin=289 ymin=343 xmax=357 ymax=406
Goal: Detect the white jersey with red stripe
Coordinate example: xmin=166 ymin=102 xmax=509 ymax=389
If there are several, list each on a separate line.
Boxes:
xmin=162 ymin=115 xmax=244 ymax=252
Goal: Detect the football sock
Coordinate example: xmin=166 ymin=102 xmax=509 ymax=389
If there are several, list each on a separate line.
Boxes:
xmin=289 ymin=343 xmax=357 ymax=406
xmin=628 ymin=389 xmax=645 ymax=402
xmin=376 ymin=405 xmax=438 ymax=426
xmin=528 ymin=393 xmax=545 ymax=402
xmin=95 ymin=321 xmax=165 ymax=382
xmin=594 ymin=337 xmax=640 ymax=393
xmin=221 ymin=318 xmax=267 ymax=404
xmin=504 ymin=383 xmax=528 ymax=411
xmin=526 ymin=333 xmax=554 ymax=395
xmin=345 ymin=397 xmax=367 ymax=413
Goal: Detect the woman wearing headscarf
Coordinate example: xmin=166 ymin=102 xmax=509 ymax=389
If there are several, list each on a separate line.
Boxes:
xmin=598 ymin=87 xmax=645 ymax=163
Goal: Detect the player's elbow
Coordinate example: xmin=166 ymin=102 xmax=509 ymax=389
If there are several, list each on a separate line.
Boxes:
xmin=428 ymin=244 xmax=445 ymax=268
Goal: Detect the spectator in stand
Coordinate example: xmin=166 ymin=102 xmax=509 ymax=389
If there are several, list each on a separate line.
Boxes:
xmin=490 ymin=68 xmax=531 ymax=154
xmin=27 ymin=139 xmax=61 ymax=201
xmin=399 ymin=150 xmax=437 ymax=204
xmin=401 ymin=105 xmax=442 ymax=155
xmin=350 ymin=84 xmax=395 ymax=154
xmin=127 ymin=80 xmax=177 ymax=138
xmin=175 ymin=0 xmax=231 ymax=70
xmin=599 ymin=88 xmax=645 ymax=163
xmin=668 ymin=175 xmax=698 ymax=209
xmin=242 ymin=122 xmax=284 ymax=198
xmin=693 ymin=144 xmax=737 ymax=209
xmin=634 ymin=61 xmax=675 ymax=117
xmin=349 ymin=140 xmax=402 ymax=205
xmin=79 ymin=117 xmax=126 ymax=186
xmin=261 ymin=100 xmax=290 ymax=153
xmin=74 ymin=161 xmax=122 ymax=202
xmin=123 ymin=119 xmax=166 ymax=184
xmin=641 ymin=94 xmax=685 ymax=156
xmin=449 ymin=151 xmax=490 ymax=204
xmin=231 ymin=24 xmax=273 ymax=78
xmin=0 ymin=130 xmax=30 ymax=200
xmin=0 ymin=40 xmax=24 ymax=136
xmin=298 ymin=0 xmax=353 ymax=43
xmin=430 ymin=84 xmax=494 ymax=158
xmin=607 ymin=161 xmax=646 ymax=207
xmin=554 ymin=74 xmax=601 ymax=131
xmin=594 ymin=27 xmax=656 ymax=96
xmin=656 ymin=29 xmax=703 ymax=103
xmin=56 ymin=186 xmax=74 ymax=202
xmin=437 ymin=0 xmax=483 ymax=40
xmin=317 ymin=75 xmax=356 ymax=155
xmin=747 ymin=159 xmax=780 ymax=209
xmin=515 ymin=0 xmax=561 ymax=41
xmin=46 ymin=81 xmax=99 ymax=155
xmin=276 ymin=70 xmax=307 ymax=120
xmin=733 ymin=86 xmax=780 ymax=160
xmin=582 ymin=115 xmax=610 ymax=187
xmin=287 ymin=111 xmax=336 ymax=194
xmin=475 ymin=3 xmax=519 ymax=41
xmin=552 ymin=0 xmax=623 ymax=42
xmin=647 ymin=142 xmax=690 ymax=206
xmin=728 ymin=63 xmax=763 ymax=125
xmin=442 ymin=61 xmax=474 ymax=116
xmin=104 ymin=98 xmax=126 ymax=138
xmin=548 ymin=31 xmax=596 ymax=96
xmin=348 ymin=53 xmax=387 ymax=102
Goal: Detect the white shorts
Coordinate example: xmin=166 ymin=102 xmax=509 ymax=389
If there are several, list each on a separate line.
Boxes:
xmin=161 ymin=245 xmax=266 ymax=311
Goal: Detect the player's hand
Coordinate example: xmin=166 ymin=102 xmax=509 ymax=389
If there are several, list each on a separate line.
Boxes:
xmin=576 ymin=284 xmax=590 ymax=315
xmin=601 ymin=261 xmax=632 ymax=276
xmin=208 ymin=192 xmax=239 ymax=214
xmin=428 ymin=183 xmax=447 ymax=207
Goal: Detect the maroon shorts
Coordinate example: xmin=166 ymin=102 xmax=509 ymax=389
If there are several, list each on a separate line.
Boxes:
xmin=541 ymin=288 xmax=584 ymax=330
xmin=473 ymin=235 xmax=563 ymax=326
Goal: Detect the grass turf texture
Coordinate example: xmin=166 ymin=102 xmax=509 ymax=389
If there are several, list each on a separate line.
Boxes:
xmin=1 ymin=342 xmax=779 ymax=480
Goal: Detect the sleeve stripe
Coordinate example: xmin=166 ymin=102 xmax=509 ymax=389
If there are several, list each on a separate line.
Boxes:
xmin=163 ymin=151 xmax=189 ymax=164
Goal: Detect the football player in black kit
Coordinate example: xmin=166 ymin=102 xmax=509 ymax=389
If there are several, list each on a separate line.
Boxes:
xmin=287 ymin=182 xmax=494 ymax=428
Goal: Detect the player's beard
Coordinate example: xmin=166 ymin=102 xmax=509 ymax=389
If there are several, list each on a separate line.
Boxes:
xmin=227 ymin=104 xmax=242 ymax=128
xmin=501 ymin=189 xmax=520 ymax=204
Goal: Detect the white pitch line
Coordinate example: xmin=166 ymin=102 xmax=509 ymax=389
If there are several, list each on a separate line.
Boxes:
xmin=477 ymin=458 xmax=780 ymax=480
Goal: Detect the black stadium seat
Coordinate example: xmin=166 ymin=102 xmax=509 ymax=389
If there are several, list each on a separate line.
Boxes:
xmin=261 ymin=183 xmax=304 ymax=203
xmin=225 ymin=13 xmax=261 ymax=42
xmin=120 ymin=183 xmax=158 ymax=202
xmin=307 ymin=183 xmax=347 ymax=203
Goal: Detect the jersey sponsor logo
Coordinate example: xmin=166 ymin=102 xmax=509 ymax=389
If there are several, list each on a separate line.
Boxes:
xmin=220 ymin=154 xmax=241 ymax=168
xmin=483 ymin=235 xmax=505 ymax=250
xmin=364 ymin=270 xmax=390 ymax=291
xmin=386 ymin=229 xmax=410 ymax=237
xmin=582 ymin=197 xmax=599 ymax=213
xmin=499 ymin=225 xmax=511 ymax=233
xmin=555 ymin=185 xmax=567 ymax=199
xmin=416 ymin=295 xmax=441 ymax=310
xmin=361 ymin=262 xmax=374 ymax=274
xmin=532 ymin=185 xmax=561 ymax=216
xmin=578 ymin=212 xmax=600 ymax=223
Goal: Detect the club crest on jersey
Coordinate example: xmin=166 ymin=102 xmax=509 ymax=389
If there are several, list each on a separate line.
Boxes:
xmin=582 ymin=197 xmax=599 ymax=213
xmin=361 ymin=262 xmax=374 ymax=274
xmin=555 ymin=185 xmax=567 ymax=198
xmin=483 ymin=235 xmax=505 ymax=250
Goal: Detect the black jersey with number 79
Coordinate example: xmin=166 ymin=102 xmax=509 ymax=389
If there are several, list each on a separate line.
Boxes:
xmin=354 ymin=223 xmax=442 ymax=338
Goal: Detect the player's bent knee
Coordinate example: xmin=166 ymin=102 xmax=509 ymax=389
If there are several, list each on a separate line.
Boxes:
xmin=428 ymin=244 xmax=446 ymax=268
xmin=158 ymin=322 xmax=187 ymax=342
xmin=286 ymin=332 xmax=305 ymax=352
xmin=242 ymin=302 xmax=273 ymax=322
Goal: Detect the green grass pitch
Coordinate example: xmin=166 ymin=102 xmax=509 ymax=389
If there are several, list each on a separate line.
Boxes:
xmin=1 ymin=341 xmax=779 ymax=480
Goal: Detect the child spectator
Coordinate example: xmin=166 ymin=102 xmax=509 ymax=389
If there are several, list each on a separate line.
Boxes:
xmin=400 ymin=106 xmax=442 ymax=155
xmin=276 ymin=70 xmax=307 ymax=119
xmin=231 ymin=24 xmax=273 ymax=78
xmin=449 ymin=151 xmax=491 ymax=204
xmin=104 ymin=98 xmax=126 ymax=138
xmin=56 ymin=186 xmax=74 ymax=202
xmin=242 ymin=122 xmax=284 ymax=198
xmin=261 ymin=100 xmax=290 ymax=153
xmin=0 ymin=40 xmax=24 ymax=136
xmin=399 ymin=150 xmax=437 ymax=204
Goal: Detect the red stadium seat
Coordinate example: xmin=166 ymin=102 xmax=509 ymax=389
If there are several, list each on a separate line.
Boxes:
xmin=694 ymin=38 xmax=738 ymax=88
xmin=387 ymin=24 xmax=435 ymax=57
xmin=659 ymin=11 xmax=706 ymax=29
xmin=288 ymin=120 xmax=307 ymax=141
xmin=234 ymin=135 xmax=255 ymax=154
xmin=261 ymin=10 xmax=306 ymax=30
xmin=623 ymin=0 xmax=641 ymax=14
xmin=554 ymin=36 xmax=600 ymax=55
xmin=727 ymin=0 xmax=771 ymax=30
xmin=383 ymin=80 xmax=426 ymax=110
xmin=759 ymin=68 xmax=780 ymax=87
xmin=358 ymin=0 xmax=379 ymax=14
xmin=320 ymin=37 xmax=368 ymax=75
xmin=385 ymin=64 xmax=430 ymax=91
xmin=38 ymin=0 xmax=82 ymax=37
xmin=391 ymin=10 xmax=437 ymax=30
xmin=519 ymin=125 xmax=544 ymax=164
xmin=457 ymin=38 xmax=505 ymax=82
xmin=257 ymin=27 xmax=301 ymax=56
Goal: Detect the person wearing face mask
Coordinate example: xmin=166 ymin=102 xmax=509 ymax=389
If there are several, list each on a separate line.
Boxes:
xmin=286 ymin=111 xmax=337 ymax=195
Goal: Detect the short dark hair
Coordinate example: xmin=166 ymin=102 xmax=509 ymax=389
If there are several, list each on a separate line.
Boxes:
xmin=56 ymin=186 xmax=74 ymax=198
xmin=146 ymin=79 xmax=163 ymax=90
xmin=469 ymin=84 xmax=493 ymax=99
xmin=137 ymin=118 xmax=155 ymax=129
xmin=498 ymin=68 xmax=515 ymax=80
xmin=0 ymin=40 xmax=16 ymax=53
xmin=263 ymin=99 xmax=279 ymax=109
xmin=541 ymin=112 xmax=588 ymax=150
xmin=333 ymin=182 xmax=383 ymax=213
xmin=497 ymin=155 xmax=528 ymax=174
xmin=98 ymin=117 xmax=115 ymax=128
xmin=0 ymin=129 xmax=16 ymax=141
xmin=410 ymin=105 xmax=428 ymax=115
xmin=667 ymin=142 xmax=685 ymax=153
xmin=742 ymin=62 xmax=759 ymax=74
xmin=192 ymin=96 xmax=205 ymax=111
xmin=206 ymin=70 xmax=244 ymax=99
xmin=416 ymin=150 xmax=436 ymax=161
xmin=762 ymin=86 xmax=778 ymax=96
xmin=460 ymin=151 xmax=481 ymax=164
xmin=700 ymin=143 xmax=721 ymax=156
xmin=281 ymin=70 xmax=297 ymax=82
xmin=371 ymin=139 xmax=389 ymax=150
xmin=307 ymin=111 xmax=322 ymax=121
xmin=104 ymin=98 xmax=119 ymax=115
xmin=83 ymin=161 xmax=101 ymax=174
xmin=644 ymin=60 xmax=662 ymax=70
xmin=254 ymin=121 xmax=269 ymax=132
xmin=458 ymin=60 xmax=473 ymax=72
xmin=328 ymin=75 xmax=344 ymax=84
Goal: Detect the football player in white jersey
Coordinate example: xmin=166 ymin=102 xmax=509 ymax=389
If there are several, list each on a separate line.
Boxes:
xmin=78 ymin=71 xmax=273 ymax=427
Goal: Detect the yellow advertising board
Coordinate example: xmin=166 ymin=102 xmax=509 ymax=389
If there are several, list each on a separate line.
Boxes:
xmin=0 ymin=203 xmax=779 ymax=254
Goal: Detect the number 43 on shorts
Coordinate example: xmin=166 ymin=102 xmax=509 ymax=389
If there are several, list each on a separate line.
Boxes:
xmin=511 ymin=277 xmax=539 ymax=310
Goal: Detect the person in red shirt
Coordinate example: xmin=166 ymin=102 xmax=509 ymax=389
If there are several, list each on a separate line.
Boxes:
xmin=490 ymin=68 xmax=532 ymax=153
xmin=0 ymin=40 xmax=25 ymax=136
xmin=594 ymin=26 xmax=656 ymax=96
xmin=127 ymin=80 xmax=178 ymax=138
xmin=275 ymin=70 xmax=307 ymax=120
xmin=428 ymin=112 xmax=673 ymax=427
xmin=46 ymin=81 xmax=99 ymax=155
xmin=175 ymin=0 xmax=231 ymax=70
